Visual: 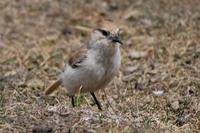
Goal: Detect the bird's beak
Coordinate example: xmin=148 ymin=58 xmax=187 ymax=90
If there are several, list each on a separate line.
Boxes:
xmin=111 ymin=36 xmax=123 ymax=45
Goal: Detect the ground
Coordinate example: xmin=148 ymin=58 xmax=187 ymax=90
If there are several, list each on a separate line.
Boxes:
xmin=0 ymin=0 xmax=200 ymax=132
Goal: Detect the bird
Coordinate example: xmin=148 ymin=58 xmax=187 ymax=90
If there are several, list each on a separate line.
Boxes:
xmin=44 ymin=28 xmax=123 ymax=110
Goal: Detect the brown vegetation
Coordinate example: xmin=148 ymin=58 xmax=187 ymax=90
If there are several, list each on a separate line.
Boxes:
xmin=0 ymin=0 xmax=200 ymax=132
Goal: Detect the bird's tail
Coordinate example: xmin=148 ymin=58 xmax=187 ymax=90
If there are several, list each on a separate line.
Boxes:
xmin=44 ymin=79 xmax=62 ymax=95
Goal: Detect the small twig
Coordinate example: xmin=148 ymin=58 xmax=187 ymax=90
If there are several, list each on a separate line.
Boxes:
xmin=103 ymin=88 xmax=117 ymax=115
xmin=73 ymin=25 xmax=92 ymax=32
xmin=84 ymin=96 xmax=93 ymax=110
xmin=76 ymin=86 xmax=83 ymax=106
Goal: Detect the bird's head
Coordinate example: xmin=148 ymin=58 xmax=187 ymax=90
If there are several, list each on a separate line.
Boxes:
xmin=88 ymin=28 xmax=123 ymax=50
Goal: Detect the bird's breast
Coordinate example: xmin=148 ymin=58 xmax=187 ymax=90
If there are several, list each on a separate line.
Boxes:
xmin=89 ymin=47 xmax=121 ymax=82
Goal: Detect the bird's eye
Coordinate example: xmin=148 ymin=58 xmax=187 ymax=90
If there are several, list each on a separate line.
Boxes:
xmin=97 ymin=29 xmax=110 ymax=37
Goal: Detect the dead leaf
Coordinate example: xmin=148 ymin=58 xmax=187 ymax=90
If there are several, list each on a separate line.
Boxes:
xmin=46 ymin=106 xmax=70 ymax=116
xmin=123 ymin=65 xmax=139 ymax=74
xmin=171 ymin=101 xmax=179 ymax=110
xmin=124 ymin=10 xmax=144 ymax=20
xmin=196 ymin=121 xmax=200 ymax=130
xmin=4 ymin=71 xmax=17 ymax=77
xmin=129 ymin=50 xmax=147 ymax=59
xmin=152 ymin=90 xmax=164 ymax=96
xmin=122 ymin=73 xmax=135 ymax=82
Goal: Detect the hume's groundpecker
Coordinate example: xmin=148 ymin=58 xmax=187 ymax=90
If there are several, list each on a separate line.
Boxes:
xmin=44 ymin=28 xmax=123 ymax=110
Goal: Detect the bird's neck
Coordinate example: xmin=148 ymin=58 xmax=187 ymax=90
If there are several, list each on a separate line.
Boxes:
xmin=93 ymin=46 xmax=120 ymax=66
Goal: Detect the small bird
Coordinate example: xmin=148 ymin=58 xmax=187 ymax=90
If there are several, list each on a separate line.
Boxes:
xmin=44 ymin=28 xmax=122 ymax=110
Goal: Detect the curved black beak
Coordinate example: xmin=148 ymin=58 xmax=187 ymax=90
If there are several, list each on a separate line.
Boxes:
xmin=111 ymin=36 xmax=123 ymax=45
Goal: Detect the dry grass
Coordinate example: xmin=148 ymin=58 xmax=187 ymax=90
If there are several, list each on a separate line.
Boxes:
xmin=0 ymin=0 xmax=200 ymax=132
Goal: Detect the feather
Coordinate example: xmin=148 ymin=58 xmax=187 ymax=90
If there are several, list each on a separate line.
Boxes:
xmin=44 ymin=79 xmax=62 ymax=95
xmin=68 ymin=46 xmax=88 ymax=68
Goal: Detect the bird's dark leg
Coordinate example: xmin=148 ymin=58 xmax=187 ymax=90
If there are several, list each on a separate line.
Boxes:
xmin=90 ymin=92 xmax=102 ymax=110
xmin=71 ymin=96 xmax=75 ymax=107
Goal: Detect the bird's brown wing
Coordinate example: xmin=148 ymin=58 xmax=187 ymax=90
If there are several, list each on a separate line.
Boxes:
xmin=44 ymin=45 xmax=88 ymax=95
xmin=68 ymin=46 xmax=88 ymax=68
